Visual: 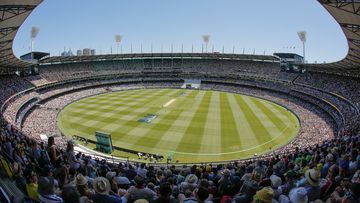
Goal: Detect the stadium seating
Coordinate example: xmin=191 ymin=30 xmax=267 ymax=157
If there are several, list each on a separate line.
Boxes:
xmin=0 ymin=58 xmax=359 ymax=203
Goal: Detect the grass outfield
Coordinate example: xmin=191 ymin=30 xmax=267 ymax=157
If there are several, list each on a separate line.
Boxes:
xmin=57 ymin=88 xmax=300 ymax=163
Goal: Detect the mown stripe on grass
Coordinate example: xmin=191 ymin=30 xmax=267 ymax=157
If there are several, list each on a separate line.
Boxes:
xmin=176 ymin=91 xmax=212 ymax=153
xmin=227 ymin=94 xmax=259 ymax=149
xmin=234 ymin=95 xmax=272 ymax=143
xmin=60 ymin=89 xmax=175 ymax=136
xmin=250 ymin=98 xmax=287 ymax=131
xmin=107 ymin=89 xmax=184 ymax=140
xmin=219 ymin=92 xmax=242 ymax=153
xmin=130 ymin=90 xmax=200 ymax=150
xmin=153 ymin=91 xmax=206 ymax=153
xmin=66 ymin=89 xmax=166 ymax=120
xmin=67 ymin=89 xmax=163 ymax=114
xmin=200 ymin=91 xmax=222 ymax=153
xmin=261 ymin=101 xmax=294 ymax=123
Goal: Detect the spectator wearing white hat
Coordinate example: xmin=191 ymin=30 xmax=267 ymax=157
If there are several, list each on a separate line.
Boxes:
xmin=289 ymin=187 xmax=308 ymax=203
xmin=180 ymin=174 xmax=199 ymax=193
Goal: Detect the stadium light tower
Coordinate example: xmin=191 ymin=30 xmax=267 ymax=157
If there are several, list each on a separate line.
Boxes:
xmin=202 ymin=35 xmax=210 ymax=53
xmin=30 ymin=26 xmax=40 ymax=52
xmin=297 ymin=31 xmax=306 ymax=63
xmin=115 ymin=35 xmax=123 ymax=54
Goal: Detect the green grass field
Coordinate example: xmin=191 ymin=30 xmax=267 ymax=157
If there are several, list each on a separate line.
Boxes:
xmin=57 ymin=88 xmax=300 ymax=163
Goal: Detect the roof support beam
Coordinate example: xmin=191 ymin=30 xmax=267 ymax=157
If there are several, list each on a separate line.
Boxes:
xmin=0 ymin=5 xmax=36 ymax=21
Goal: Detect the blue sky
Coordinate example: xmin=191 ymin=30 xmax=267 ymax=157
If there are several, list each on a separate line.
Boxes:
xmin=13 ymin=0 xmax=347 ymax=63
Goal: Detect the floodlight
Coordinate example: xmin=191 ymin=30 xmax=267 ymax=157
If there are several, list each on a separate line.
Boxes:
xmin=297 ymin=31 xmax=307 ymax=62
xmin=31 ymin=26 xmax=40 ymax=52
xmin=202 ymin=35 xmax=210 ymax=53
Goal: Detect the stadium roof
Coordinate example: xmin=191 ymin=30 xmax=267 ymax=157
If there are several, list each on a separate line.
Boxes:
xmin=0 ymin=0 xmax=359 ymax=76
xmin=301 ymin=0 xmax=360 ymax=76
xmin=0 ymin=0 xmax=42 ymax=75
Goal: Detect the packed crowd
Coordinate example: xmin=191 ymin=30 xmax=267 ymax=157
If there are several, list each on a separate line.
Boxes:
xmin=37 ymin=59 xmax=281 ymax=83
xmin=295 ymin=72 xmax=360 ymax=109
xmin=0 ymin=75 xmax=33 ymax=107
xmin=0 ymin=114 xmax=359 ymax=203
xmin=0 ymin=66 xmax=359 ymax=202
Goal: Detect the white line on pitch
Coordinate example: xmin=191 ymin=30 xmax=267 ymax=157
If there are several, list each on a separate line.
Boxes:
xmin=163 ymin=99 xmax=176 ymax=107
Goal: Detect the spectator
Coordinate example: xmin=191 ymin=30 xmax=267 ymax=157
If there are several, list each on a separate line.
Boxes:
xmin=128 ymin=175 xmax=156 ymax=202
xmin=253 ymin=187 xmax=274 ymax=203
xmin=38 ymin=176 xmax=64 ymax=203
xmin=304 ymin=169 xmax=321 ymax=201
xmin=64 ymin=140 xmax=80 ymax=170
xmin=153 ymin=182 xmax=178 ymax=203
xmin=26 ymin=170 xmax=39 ymax=201
xmin=47 ymin=136 xmax=62 ymax=167
xmin=90 ymin=177 xmax=124 ymax=203
xmin=62 ymin=186 xmax=80 ymax=203
xmin=288 ymin=187 xmax=308 ymax=203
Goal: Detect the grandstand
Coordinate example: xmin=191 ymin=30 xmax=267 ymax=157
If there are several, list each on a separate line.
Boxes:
xmin=0 ymin=0 xmax=359 ymax=203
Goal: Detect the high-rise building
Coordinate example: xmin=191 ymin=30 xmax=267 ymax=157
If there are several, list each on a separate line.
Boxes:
xmin=83 ymin=48 xmax=91 ymax=56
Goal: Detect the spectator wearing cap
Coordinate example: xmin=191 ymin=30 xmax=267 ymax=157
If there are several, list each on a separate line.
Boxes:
xmin=304 ymin=169 xmax=321 ymax=201
xmin=288 ymin=187 xmax=308 ymax=203
xmin=252 ymin=187 xmax=274 ymax=203
xmin=90 ymin=177 xmax=125 ymax=203
xmin=270 ymin=175 xmax=282 ymax=199
xmin=133 ymin=199 xmax=149 ymax=203
xmin=128 ymin=175 xmax=156 ymax=202
xmin=116 ymin=175 xmax=131 ymax=190
xmin=38 ymin=176 xmax=64 ymax=203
